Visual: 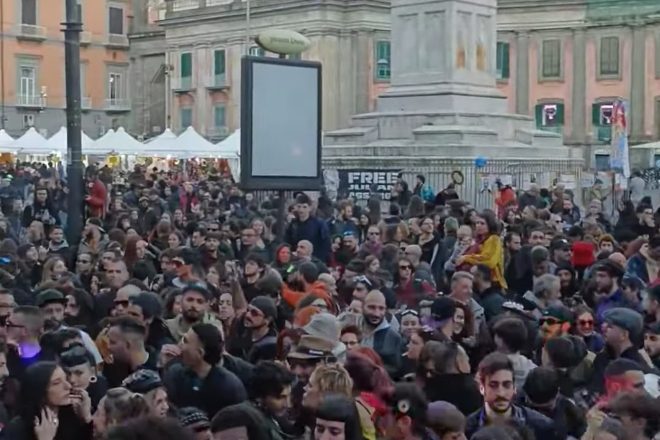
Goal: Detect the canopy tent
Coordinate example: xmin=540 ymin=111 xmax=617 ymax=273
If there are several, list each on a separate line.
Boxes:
xmin=45 ymin=127 xmax=94 ymax=156
xmin=173 ymin=126 xmax=217 ymax=158
xmin=0 ymin=130 xmax=15 ymax=153
xmin=84 ymin=127 xmax=142 ymax=155
xmin=216 ymin=129 xmax=240 ymax=181
xmin=9 ymin=128 xmax=51 ymax=155
xmin=143 ymin=128 xmax=179 ymax=151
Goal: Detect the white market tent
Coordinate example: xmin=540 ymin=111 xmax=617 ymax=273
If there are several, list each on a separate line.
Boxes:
xmin=143 ymin=128 xmax=179 ymax=151
xmin=84 ymin=127 xmax=142 ymax=155
xmin=9 ymin=127 xmax=50 ymax=155
xmin=45 ymin=126 xmax=94 ymax=156
xmin=0 ymin=130 xmax=15 ymax=153
xmin=174 ymin=126 xmax=217 ymax=158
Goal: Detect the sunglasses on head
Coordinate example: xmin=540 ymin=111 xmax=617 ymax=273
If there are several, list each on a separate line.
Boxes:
xmin=400 ymin=309 xmax=419 ymax=318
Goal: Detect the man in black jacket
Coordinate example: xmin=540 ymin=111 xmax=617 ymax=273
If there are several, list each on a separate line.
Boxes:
xmin=472 ymin=264 xmax=505 ymax=321
xmin=164 ymin=323 xmax=246 ymax=418
xmin=285 ymin=193 xmax=330 ymax=263
xmin=466 ymin=353 xmax=559 ymax=440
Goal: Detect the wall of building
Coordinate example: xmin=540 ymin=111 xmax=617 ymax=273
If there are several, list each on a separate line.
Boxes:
xmin=0 ymin=0 xmax=132 ymax=138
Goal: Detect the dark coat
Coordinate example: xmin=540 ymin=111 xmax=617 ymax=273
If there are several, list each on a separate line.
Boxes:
xmin=466 ymin=404 xmax=559 ymax=440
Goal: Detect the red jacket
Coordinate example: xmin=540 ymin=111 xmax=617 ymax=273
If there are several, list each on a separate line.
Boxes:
xmin=178 ymin=191 xmax=199 ymax=214
xmin=86 ymin=179 xmax=107 ymax=218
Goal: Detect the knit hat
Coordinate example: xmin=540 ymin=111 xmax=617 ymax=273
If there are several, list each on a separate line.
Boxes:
xmin=603 ymin=307 xmax=644 ymax=340
xmin=303 ymin=313 xmax=340 ymax=343
xmin=250 ymin=296 xmax=277 ymax=320
xmin=122 ymin=369 xmax=163 ymax=394
xmin=571 ymin=241 xmax=596 ymax=268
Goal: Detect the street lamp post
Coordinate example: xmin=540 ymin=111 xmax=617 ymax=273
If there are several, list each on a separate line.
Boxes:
xmin=62 ymin=0 xmax=84 ymax=245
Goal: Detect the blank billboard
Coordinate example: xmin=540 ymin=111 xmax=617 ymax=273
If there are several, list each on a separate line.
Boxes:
xmin=240 ymin=56 xmax=322 ymax=190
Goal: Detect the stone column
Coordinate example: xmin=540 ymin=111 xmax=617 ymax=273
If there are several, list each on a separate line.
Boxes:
xmin=571 ymin=28 xmax=587 ymax=143
xmin=515 ymin=31 xmax=530 ymax=116
xmin=630 ymin=25 xmax=646 ymax=141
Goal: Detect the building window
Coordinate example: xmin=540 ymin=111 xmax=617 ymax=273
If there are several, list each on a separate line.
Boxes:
xmin=375 ymin=41 xmax=391 ymax=81
xmin=19 ymin=66 xmax=36 ymax=98
xmin=108 ymin=72 xmax=123 ymax=101
xmin=595 ymin=154 xmax=610 ymax=171
xmin=249 ymin=46 xmax=265 ymax=57
xmin=535 ymin=103 xmax=564 ymax=134
xmin=213 ymin=50 xmax=225 ymax=85
xmin=21 ymin=0 xmax=36 ymax=25
xmin=541 ymin=39 xmax=561 ymax=78
xmin=600 ymin=36 xmax=620 ymax=76
xmin=109 ymin=6 xmax=124 ymax=35
xmin=180 ymin=108 xmax=192 ymax=130
xmin=496 ymin=42 xmax=510 ymax=80
xmin=592 ymin=102 xmax=613 ymax=142
xmin=214 ymin=104 xmax=226 ymax=128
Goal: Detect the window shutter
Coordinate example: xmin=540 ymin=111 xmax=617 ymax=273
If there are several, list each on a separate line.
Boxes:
xmin=214 ymin=50 xmax=225 ymax=76
xmin=181 ymin=53 xmax=192 ymax=78
xmin=556 ymin=103 xmax=565 ymax=125
xmin=502 ymin=43 xmax=510 ymax=79
xmin=535 ymin=104 xmax=543 ymax=128
xmin=592 ymin=103 xmax=601 ymax=125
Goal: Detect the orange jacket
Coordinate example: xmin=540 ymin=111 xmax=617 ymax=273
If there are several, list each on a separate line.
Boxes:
xmin=282 ymin=281 xmax=333 ymax=310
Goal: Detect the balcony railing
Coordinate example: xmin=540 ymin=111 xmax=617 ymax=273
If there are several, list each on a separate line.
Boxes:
xmin=16 ymin=94 xmax=46 ymax=108
xmin=81 ymin=97 xmax=92 ymax=109
xmin=537 ymin=125 xmax=563 ymax=135
xmin=205 ymin=73 xmax=228 ymax=90
xmin=80 ymin=31 xmax=92 ymax=45
xmin=172 ymin=76 xmax=193 ymax=92
xmin=105 ymin=34 xmax=129 ymax=49
xmin=171 ymin=0 xmax=199 ymax=12
xmin=104 ymin=98 xmax=130 ymax=111
xmin=16 ymin=24 xmax=47 ymax=41
xmin=595 ymin=125 xmax=612 ymax=142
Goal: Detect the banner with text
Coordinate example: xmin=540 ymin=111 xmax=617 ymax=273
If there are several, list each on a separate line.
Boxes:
xmin=338 ymin=169 xmax=402 ymax=201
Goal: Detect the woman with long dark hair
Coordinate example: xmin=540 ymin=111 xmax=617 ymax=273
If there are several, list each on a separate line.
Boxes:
xmin=4 ymin=361 xmax=93 ymax=440
xmin=64 ymin=288 xmax=96 ymax=336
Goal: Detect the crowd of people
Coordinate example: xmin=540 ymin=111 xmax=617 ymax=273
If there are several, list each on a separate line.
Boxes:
xmin=0 ymin=164 xmax=658 ymax=440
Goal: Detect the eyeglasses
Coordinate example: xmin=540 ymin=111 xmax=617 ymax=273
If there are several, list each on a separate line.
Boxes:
xmin=399 ymin=265 xmax=412 ymax=270
xmin=247 ymin=307 xmax=264 ymax=318
xmin=540 ymin=317 xmax=561 ymax=326
xmin=578 ymin=319 xmax=594 ymax=327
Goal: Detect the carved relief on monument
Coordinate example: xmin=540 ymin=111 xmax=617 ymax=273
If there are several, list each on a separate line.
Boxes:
xmin=455 ymin=12 xmax=471 ymax=69
xmin=475 ymin=15 xmax=489 ymax=71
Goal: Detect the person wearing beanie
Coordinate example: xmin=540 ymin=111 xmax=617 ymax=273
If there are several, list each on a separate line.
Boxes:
xmin=226 ymin=296 xmax=278 ymax=364
xmin=122 ymin=369 xmax=170 ymax=418
xmin=178 ymin=407 xmax=211 ymax=440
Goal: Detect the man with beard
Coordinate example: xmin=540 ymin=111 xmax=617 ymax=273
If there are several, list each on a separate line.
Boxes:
xmin=35 ymin=289 xmax=102 ymax=364
xmin=240 ymin=253 xmax=266 ymax=302
xmin=549 ymin=238 xmax=572 ymax=270
xmin=226 ymin=296 xmax=278 ymax=364
xmin=590 ymin=307 xmax=649 ymax=394
xmin=465 ymin=353 xmax=557 ymax=439
xmin=164 ymin=323 xmax=246 ymax=418
xmin=104 ymin=316 xmax=158 ymax=387
xmin=127 ymin=292 xmax=175 ymax=352
xmin=75 ymin=252 xmax=94 ymax=290
xmin=357 ymin=290 xmax=403 ymax=376
xmin=165 ymin=285 xmax=220 ymax=342
xmin=645 ymin=285 xmax=660 ymax=325
xmin=329 ymin=200 xmax=359 ymax=237
xmin=592 ymin=260 xmax=629 ymax=322
xmin=334 ymin=231 xmax=359 ymax=266
xmin=644 ymin=322 xmax=660 ymax=369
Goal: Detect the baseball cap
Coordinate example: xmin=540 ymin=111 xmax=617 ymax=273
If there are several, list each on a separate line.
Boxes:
xmin=36 ymin=289 xmax=67 ymax=308
xmin=542 ymin=304 xmax=574 ymax=324
xmin=550 ymin=238 xmax=571 ymax=251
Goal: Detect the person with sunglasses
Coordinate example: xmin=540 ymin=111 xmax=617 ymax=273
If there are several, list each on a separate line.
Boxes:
xmin=226 ymin=296 xmax=278 ymax=364
xmin=573 ymin=305 xmax=605 ymax=353
xmin=539 ymin=304 xmax=573 ymax=343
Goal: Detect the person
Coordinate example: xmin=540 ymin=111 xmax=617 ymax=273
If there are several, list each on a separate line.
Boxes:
xmin=471 ymin=263 xmax=505 ymax=321
xmin=92 ymin=387 xmax=151 ymax=438
xmin=521 ymin=367 xmax=586 ymax=438
xmin=166 ymin=285 xmax=221 ymax=342
xmin=4 ymin=361 xmax=93 ymax=440
xmin=492 ymin=317 xmax=536 ymax=389
xmin=177 ymin=407 xmax=212 ymax=440
xmin=210 ymin=401 xmax=273 ymax=440
xmin=447 ymin=272 xmax=484 ymax=335
xmin=314 ymin=394 xmax=364 ymax=440
xmin=285 ymin=193 xmax=331 ymax=263
xmin=104 ymin=316 xmax=158 ymax=388
xmin=6 ymin=305 xmax=54 ymax=380
xmin=573 ymin=304 xmax=605 ymax=353
xmin=105 ymin=416 xmax=196 ymax=440
xmin=590 ymin=307 xmax=649 ymax=394
xmin=302 ymin=363 xmax=353 ymax=413
xmin=593 ymin=260 xmax=629 ymax=322
xmin=465 ymin=353 xmax=558 ymax=439
xmin=457 ymin=211 xmax=506 ymax=289
xmin=425 ymin=401 xmax=467 ymax=440
xmin=226 ymin=296 xmax=278 ymax=364
xmin=382 ymin=382 xmax=429 ymax=440
xmin=60 ymin=345 xmax=108 ymax=412
xmin=644 ymin=322 xmax=660 ymax=369
xmin=122 ymin=369 xmax=169 ymax=418
xmin=248 ymin=361 xmax=296 ymax=439
xmin=127 ymin=291 xmax=175 ymax=352
xmin=606 ymin=391 xmax=660 ymax=440
xmin=357 ymin=290 xmax=403 ymax=376
xmin=85 ymin=167 xmax=108 ymax=219
xmin=164 ymin=323 xmax=246 ymax=418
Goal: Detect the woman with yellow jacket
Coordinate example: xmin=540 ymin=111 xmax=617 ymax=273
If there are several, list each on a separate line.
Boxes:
xmin=457 ymin=210 xmax=507 ymax=290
